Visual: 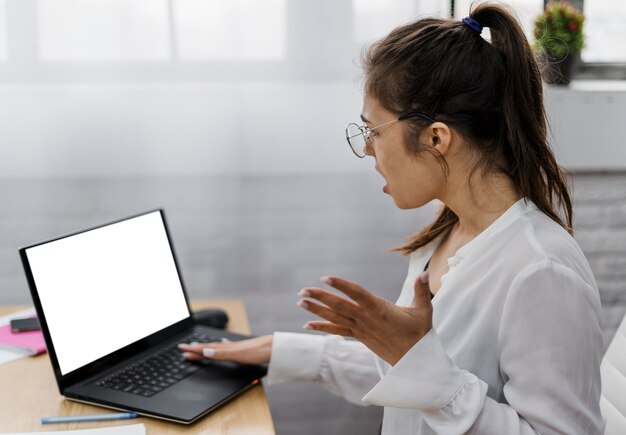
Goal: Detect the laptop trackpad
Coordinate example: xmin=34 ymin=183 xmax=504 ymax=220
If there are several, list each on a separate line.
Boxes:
xmin=166 ymin=361 xmax=263 ymax=408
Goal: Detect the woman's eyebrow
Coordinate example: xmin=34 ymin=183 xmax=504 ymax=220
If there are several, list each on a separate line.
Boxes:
xmin=360 ymin=114 xmax=370 ymax=124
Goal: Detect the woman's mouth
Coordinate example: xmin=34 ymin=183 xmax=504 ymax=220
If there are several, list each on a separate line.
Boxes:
xmin=375 ymin=167 xmax=389 ymax=194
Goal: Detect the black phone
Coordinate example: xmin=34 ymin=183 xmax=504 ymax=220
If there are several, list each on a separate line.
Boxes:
xmin=10 ymin=317 xmax=41 ymax=332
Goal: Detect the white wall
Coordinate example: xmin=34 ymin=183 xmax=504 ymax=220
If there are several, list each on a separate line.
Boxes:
xmin=0 ymin=82 xmax=365 ymax=177
xmin=545 ymin=82 xmax=626 ymax=171
xmin=1 ymin=81 xmax=624 ymax=178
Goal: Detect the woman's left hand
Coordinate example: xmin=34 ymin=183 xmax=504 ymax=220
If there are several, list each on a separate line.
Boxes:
xmin=297 ymin=272 xmax=432 ymax=366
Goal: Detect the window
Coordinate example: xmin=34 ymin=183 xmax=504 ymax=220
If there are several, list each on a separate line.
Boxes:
xmin=37 ymin=0 xmax=171 ymax=61
xmin=36 ymin=0 xmax=288 ymax=63
xmin=173 ymin=0 xmax=287 ymax=61
xmin=582 ymin=0 xmax=626 ymax=63
xmin=352 ymin=0 xmax=448 ymax=44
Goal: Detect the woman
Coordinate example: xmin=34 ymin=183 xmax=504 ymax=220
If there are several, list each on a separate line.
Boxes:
xmin=179 ymin=3 xmax=605 ymax=433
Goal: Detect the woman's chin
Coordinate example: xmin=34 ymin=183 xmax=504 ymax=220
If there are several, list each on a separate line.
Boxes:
xmin=389 ymin=195 xmax=409 ymax=209
xmin=385 ymin=186 xmax=419 ymax=209
xmin=389 ymin=194 xmax=428 ymax=210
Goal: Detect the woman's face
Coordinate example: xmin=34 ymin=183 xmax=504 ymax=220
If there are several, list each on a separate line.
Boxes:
xmin=361 ymin=93 xmax=444 ymax=209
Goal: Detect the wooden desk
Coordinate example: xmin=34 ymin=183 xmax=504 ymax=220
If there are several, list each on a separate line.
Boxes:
xmin=0 ymin=300 xmax=275 ymax=434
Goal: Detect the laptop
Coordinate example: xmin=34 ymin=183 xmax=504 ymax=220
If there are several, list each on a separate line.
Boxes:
xmin=19 ymin=209 xmax=267 ymax=424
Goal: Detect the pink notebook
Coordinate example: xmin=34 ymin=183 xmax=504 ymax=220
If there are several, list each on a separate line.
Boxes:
xmin=0 ymin=322 xmax=46 ymax=356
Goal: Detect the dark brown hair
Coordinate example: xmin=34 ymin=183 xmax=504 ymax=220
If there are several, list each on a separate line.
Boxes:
xmin=362 ymin=2 xmax=573 ymax=254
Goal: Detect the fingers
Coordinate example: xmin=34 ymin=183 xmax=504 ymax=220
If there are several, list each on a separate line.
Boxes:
xmin=297 ymin=287 xmax=360 ymax=319
xmin=296 ymin=277 xmax=385 ymax=338
xmin=320 ymin=276 xmax=380 ymax=311
xmin=181 ymin=351 xmax=205 ymax=361
xmin=297 ymin=298 xmax=355 ymax=328
xmin=177 ymin=342 xmax=217 ymax=359
xmin=178 ymin=341 xmax=235 ymax=360
xmin=303 ymin=321 xmax=353 ymax=337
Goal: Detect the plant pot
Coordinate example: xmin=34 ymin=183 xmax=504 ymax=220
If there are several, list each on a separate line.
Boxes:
xmin=542 ymin=51 xmax=579 ymax=85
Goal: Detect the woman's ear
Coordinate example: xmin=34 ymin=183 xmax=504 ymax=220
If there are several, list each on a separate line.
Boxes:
xmin=428 ymin=122 xmax=452 ymax=156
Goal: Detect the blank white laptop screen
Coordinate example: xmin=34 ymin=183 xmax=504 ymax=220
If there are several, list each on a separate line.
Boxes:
xmin=24 ymin=211 xmax=190 ymax=375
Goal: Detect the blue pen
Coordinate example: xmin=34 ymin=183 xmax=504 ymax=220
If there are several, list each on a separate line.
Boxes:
xmin=41 ymin=412 xmax=139 ymax=424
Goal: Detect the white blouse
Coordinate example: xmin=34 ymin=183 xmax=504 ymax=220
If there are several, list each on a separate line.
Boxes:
xmin=266 ymin=199 xmax=605 ymax=434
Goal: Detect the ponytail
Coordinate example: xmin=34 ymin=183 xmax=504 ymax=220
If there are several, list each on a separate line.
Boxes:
xmin=363 ymin=2 xmax=573 ymax=255
xmin=472 ymin=3 xmax=573 ymax=234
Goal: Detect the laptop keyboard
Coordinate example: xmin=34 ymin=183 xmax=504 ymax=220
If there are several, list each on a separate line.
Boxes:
xmin=95 ymin=331 xmax=219 ymax=397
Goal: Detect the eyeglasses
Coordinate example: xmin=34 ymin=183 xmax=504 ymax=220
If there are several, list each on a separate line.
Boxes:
xmin=345 ymin=112 xmax=437 ymax=158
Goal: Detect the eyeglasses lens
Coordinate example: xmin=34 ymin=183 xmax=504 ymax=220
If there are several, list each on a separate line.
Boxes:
xmin=346 ymin=123 xmax=367 ymax=158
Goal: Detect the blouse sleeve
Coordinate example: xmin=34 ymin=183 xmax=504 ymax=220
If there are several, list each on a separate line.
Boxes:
xmin=362 ymin=259 xmax=605 ymax=434
xmin=265 ymin=332 xmax=381 ymax=406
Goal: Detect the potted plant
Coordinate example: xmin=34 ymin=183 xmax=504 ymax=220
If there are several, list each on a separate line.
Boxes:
xmin=534 ymin=1 xmax=585 ymax=85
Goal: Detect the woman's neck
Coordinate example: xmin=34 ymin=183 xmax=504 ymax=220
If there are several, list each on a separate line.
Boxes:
xmin=441 ymin=171 xmax=521 ymax=241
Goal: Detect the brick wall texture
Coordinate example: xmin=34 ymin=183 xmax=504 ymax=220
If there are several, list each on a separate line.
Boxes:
xmin=572 ymin=173 xmax=626 ymax=350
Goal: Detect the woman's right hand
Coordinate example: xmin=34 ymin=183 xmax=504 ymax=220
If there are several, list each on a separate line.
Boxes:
xmin=178 ymin=334 xmax=273 ymax=365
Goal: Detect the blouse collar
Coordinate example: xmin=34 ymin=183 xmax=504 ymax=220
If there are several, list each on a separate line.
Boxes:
xmin=454 ymin=198 xmax=534 ymax=260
